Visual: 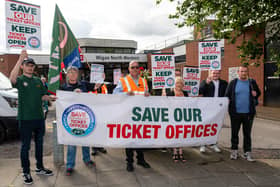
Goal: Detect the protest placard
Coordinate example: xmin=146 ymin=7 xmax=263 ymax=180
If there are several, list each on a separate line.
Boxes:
xmin=5 ymin=0 xmax=41 ymax=50
xmin=90 ymin=64 xmax=104 ymax=83
xmin=151 ymin=54 xmax=175 ymax=89
xmin=183 ymin=67 xmax=201 ymax=96
xmin=199 ymin=41 xmax=221 ymax=71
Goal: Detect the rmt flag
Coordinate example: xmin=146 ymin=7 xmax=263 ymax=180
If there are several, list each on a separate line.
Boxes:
xmin=48 ymin=5 xmax=81 ymax=94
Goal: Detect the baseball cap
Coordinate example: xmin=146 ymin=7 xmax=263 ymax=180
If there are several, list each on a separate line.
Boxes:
xmin=22 ymin=58 xmax=36 ymax=65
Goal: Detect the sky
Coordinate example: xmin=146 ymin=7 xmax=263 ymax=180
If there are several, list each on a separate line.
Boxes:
xmin=0 ymin=0 xmax=193 ymax=54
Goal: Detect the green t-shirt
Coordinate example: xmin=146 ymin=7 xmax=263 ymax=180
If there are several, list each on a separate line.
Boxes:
xmin=14 ymin=75 xmax=47 ymax=120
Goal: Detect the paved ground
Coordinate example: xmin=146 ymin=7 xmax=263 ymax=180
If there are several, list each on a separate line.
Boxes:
xmin=0 ymin=106 xmax=280 ymax=187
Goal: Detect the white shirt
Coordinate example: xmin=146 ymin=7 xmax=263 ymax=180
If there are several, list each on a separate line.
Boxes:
xmin=212 ymin=80 xmax=220 ymax=97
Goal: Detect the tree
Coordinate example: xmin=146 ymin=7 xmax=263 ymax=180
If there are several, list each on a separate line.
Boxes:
xmin=157 ymin=0 xmax=280 ymax=75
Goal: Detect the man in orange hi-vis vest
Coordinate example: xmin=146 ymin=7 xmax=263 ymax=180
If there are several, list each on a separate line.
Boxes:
xmin=113 ymin=61 xmax=150 ymax=172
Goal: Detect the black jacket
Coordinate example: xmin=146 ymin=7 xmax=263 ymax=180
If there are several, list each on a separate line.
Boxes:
xmin=225 ymin=78 xmax=261 ymax=115
xmin=60 ymin=81 xmax=87 ymax=92
xmin=199 ymin=79 xmax=228 ymax=97
xmin=166 ymin=90 xmax=188 ymax=97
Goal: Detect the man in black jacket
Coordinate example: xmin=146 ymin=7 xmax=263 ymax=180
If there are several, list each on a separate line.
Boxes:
xmin=225 ymin=65 xmax=261 ymax=162
xmin=199 ymin=70 xmax=228 ymax=153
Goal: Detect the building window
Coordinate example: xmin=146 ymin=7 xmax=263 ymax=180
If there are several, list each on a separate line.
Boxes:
xmin=81 ymin=47 xmax=136 ymax=54
xmin=202 ymin=25 xmax=213 ymax=38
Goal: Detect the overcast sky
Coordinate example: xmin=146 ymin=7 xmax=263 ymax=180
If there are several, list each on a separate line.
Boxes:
xmin=0 ymin=0 xmax=193 ymax=54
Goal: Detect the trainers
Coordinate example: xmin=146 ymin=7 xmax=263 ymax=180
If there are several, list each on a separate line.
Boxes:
xmin=85 ymin=160 xmax=96 ymax=167
xmin=22 ymin=173 xmax=33 ymax=185
xmin=66 ymin=168 xmax=73 ymax=176
xmin=244 ymin=152 xmax=255 ymax=162
xmin=230 ymin=150 xmax=238 ymax=160
xmin=127 ymin=163 xmax=134 ymax=172
xmin=36 ymin=167 xmax=53 ymax=176
xmin=210 ymin=145 xmax=221 ymax=153
xmin=200 ymin=145 xmax=206 ymax=153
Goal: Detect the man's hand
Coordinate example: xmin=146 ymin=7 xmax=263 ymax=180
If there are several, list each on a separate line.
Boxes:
xmin=252 ymin=90 xmax=257 ymax=97
xmin=94 ymin=83 xmax=102 ymax=90
xmin=127 ymin=91 xmax=135 ymax=96
xmin=144 ymin=91 xmax=150 ymax=97
xmin=74 ymin=88 xmax=82 ymax=93
xmin=206 ymin=76 xmax=212 ymax=84
xmin=42 ymin=95 xmax=57 ymax=101
xmin=19 ymin=50 xmax=28 ymax=62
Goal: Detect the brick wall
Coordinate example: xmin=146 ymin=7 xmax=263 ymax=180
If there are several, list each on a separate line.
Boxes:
xmin=0 ymin=54 xmax=19 ymax=77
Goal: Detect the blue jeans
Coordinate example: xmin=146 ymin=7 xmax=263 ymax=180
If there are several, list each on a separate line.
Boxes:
xmin=66 ymin=145 xmax=91 ymax=169
xmin=19 ymin=120 xmax=45 ymax=174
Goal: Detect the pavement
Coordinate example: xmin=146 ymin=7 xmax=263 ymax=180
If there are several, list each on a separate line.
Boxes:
xmin=1 ymin=106 xmax=280 ymax=187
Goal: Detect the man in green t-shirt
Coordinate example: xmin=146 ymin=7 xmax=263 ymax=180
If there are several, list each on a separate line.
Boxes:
xmin=10 ymin=50 xmax=56 ymax=185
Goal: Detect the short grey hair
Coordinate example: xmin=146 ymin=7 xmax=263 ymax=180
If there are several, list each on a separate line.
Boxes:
xmin=129 ymin=61 xmax=139 ymax=67
xmin=66 ymin=66 xmax=79 ymax=72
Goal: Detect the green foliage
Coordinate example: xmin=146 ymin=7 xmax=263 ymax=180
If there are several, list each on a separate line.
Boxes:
xmin=157 ymin=0 xmax=280 ymax=75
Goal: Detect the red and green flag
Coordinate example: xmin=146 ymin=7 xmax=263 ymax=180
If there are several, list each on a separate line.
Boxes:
xmin=48 ymin=4 xmax=81 ymax=94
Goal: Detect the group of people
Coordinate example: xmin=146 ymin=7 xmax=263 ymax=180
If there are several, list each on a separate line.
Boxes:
xmin=10 ymin=50 xmax=260 ymax=185
xmin=198 ymin=67 xmax=261 ymax=163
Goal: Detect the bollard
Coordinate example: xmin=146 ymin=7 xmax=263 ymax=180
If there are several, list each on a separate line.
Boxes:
xmin=52 ymin=120 xmax=64 ymax=166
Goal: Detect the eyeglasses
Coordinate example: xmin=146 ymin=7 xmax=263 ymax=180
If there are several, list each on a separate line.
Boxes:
xmin=130 ymin=66 xmax=139 ymax=69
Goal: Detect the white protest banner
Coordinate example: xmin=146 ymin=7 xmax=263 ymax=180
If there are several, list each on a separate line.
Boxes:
xmin=56 ymin=91 xmax=228 ymax=148
xmin=228 ymin=67 xmax=239 ymax=82
xmin=5 ymin=0 xmax=41 ymax=50
xmin=90 ymin=64 xmax=104 ymax=83
xmin=113 ymin=68 xmax=121 ymax=85
xmin=151 ymin=54 xmax=175 ymax=89
xmin=199 ymin=41 xmax=221 ymax=71
xmin=183 ymin=67 xmax=201 ymax=96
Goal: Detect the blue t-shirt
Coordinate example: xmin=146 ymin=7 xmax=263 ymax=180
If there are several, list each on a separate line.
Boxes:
xmin=235 ymin=79 xmax=250 ymax=113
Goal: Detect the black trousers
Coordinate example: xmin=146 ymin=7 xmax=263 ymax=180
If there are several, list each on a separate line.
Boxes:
xmin=230 ymin=113 xmax=254 ymax=152
xmin=125 ymin=148 xmax=145 ymax=164
xmin=19 ymin=120 xmax=45 ymax=174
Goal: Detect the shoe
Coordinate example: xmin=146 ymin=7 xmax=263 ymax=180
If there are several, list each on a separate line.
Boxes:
xmin=35 ymin=167 xmax=53 ymax=176
xmin=22 ymin=173 xmax=33 ymax=185
xmin=179 ymin=154 xmax=186 ymax=163
xmin=127 ymin=163 xmax=134 ymax=172
xmin=244 ymin=152 xmax=255 ymax=162
xmin=137 ymin=161 xmax=151 ymax=168
xmin=85 ymin=160 xmax=96 ymax=167
xmin=200 ymin=146 xmax=206 ymax=153
xmin=66 ymin=168 xmax=73 ymax=176
xmin=161 ymin=148 xmax=167 ymax=152
xmin=230 ymin=150 xmax=238 ymax=160
xmin=99 ymin=148 xmax=107 ymax=154
xmin=172 ymin=154 xmax=179 ymax=162
xmin=210 ymin=145 xmax=221 ymax=153
xmin=91 ymin=150 xmax=98 ymax=156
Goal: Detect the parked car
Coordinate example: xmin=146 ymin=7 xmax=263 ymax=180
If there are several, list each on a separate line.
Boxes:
xmin=0 ymin=72 xmax=18 ymax=143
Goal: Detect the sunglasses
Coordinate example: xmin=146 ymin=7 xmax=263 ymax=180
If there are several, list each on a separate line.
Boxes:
xmin=130 ymin=66 xmax=139 ymax=69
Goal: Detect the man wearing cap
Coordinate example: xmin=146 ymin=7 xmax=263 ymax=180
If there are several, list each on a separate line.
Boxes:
xmin=113 ymin=60 xmax=151 ymax=172
xmin=10 ymin=50 xmax=56 ymax=185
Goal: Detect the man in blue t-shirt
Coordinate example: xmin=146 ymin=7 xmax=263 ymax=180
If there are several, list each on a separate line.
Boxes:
xmin=225 ymin=65 xmax=260 ymax=162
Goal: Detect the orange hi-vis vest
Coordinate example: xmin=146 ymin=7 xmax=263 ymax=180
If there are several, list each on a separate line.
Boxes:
xmin=120 ymin=75 xmax=148 ymax=95
xmin=88 ymin=84 xmax=108 ymax=94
